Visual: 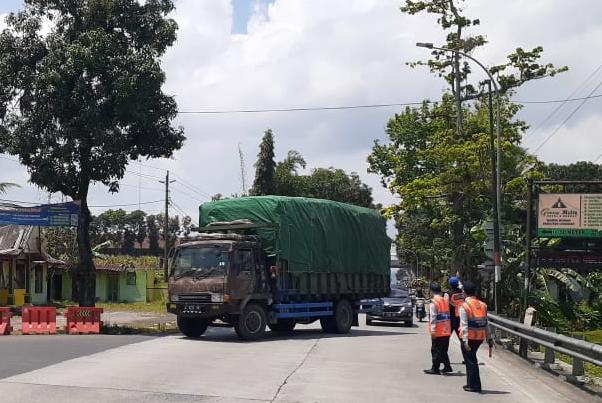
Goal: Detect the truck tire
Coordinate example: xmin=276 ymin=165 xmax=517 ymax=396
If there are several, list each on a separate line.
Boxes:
xmin=333 ymin=299 xmax=353 ymax=334
xmin=320 ymin=317 xmax=336 ymax=333
xmin=268 ymin=318 xmax=296 ymax=332
xmin=234 ymin=303 xmax=267 ymax=341
xmin=321 ymin=299 xmax=353 ymax=334
xmin=177 ymin=316 xmax=209 ymax=338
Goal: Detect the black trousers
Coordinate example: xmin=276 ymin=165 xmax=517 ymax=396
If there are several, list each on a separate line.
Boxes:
xmin=461 ymin=339 xmax=483 ymax=391
xmin=431 ymin=336 xmax=451 ymax=370
xmin=451 ymin=317 xmax=461 ymax=339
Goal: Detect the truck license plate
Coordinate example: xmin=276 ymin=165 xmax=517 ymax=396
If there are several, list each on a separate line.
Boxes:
xmin=184 ymin=304 xmax=205 ymax=312
xmin=384 ymin=312 xmax=395 ymax=317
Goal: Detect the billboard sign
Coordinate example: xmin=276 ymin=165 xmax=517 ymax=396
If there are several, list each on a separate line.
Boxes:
xmin=0 ymin=202 xmax=79 ymax=227
xmin=538 ymin=193 xmax=602 ymax=238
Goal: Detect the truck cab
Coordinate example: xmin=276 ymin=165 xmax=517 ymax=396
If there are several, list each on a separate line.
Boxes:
xmin=167 ymin=232 xmax=274 ymax=340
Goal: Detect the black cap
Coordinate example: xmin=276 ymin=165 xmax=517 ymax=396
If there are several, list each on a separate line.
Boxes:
xmin=430 ymin=282 xmax=441 ymax=293
xmin=463 ymin=281 xmax=476 ymax=296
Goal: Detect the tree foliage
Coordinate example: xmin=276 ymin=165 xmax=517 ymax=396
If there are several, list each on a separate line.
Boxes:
xmin=369 ymin=0 xmax=565 ymax=283
xmin=0 ymin=0 xmax=185 ymax=305
xmin=248 ymin=132 xmax=375 ymax=207
xmin=89 ymin=209 xmax=189 ymax=255
xmin=251 ymin=129 xmax=276 ymax=196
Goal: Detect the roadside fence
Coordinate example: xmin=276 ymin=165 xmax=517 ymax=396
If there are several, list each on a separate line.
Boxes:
xmin=489 ymin=313 xmax=602 ymax=380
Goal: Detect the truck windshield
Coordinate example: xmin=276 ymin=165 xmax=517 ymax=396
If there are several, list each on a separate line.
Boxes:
xmin=172 ymin=247 xmax=229 ymax=278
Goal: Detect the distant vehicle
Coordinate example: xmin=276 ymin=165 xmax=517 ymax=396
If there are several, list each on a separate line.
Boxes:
xmin=415 ymin=297 xmax=426 ymax=322
xmin=167 ymin=196 xmax=390 ymax=340
xmin=366 ymin=287 xmax=413 ymax=327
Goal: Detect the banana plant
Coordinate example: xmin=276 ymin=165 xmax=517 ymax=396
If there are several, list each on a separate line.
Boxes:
xmin=533 ymin=267 xmax=596 ymax=303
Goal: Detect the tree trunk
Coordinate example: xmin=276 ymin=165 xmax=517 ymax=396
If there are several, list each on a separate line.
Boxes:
xmin=76 ymin=194 xmax=96 ymax=306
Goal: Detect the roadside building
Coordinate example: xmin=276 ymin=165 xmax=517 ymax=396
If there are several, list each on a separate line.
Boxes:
xmin=0 ymin=225 xmax=65 ymax=306
xmin=59 ymin=257 xmax=165 ymax=303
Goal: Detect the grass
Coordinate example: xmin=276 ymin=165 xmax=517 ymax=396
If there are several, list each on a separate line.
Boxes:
xmin=555 ymin=330 xmax=602 ymax=378
xmin=97 ymin=300 xmax=167 ymax=313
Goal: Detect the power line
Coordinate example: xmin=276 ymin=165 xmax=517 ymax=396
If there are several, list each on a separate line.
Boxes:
xmin=525 ymin=64 xmax=602 ymax=138
xmin=170 ymin=199 xmax=192 ymax=218
xmin=531 ymin=79 xmax=602 ymax=154
xmin=515 ymin=93 xmax=602 ymax=104
xmin=0 ymin=198 xmax=163 ymax=208
xmin=170 ymin=173 xmax=212 ymax=198
xmin=176 ymin=94 xmax=602 ymax=115
xmin=89 ymin=199 xmax=164 ymax=208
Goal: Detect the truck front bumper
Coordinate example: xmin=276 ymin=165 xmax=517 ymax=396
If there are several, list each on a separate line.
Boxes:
xmin=167 ymin=302 xmax=232 ymax=317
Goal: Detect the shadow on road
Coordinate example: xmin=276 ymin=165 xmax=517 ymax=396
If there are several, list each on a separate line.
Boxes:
xmin=180 ymin=326 xmax=416 ymax=343
xmin=479 ymin=390 xmax=511 ymax=395
xmin=441 ymin=372 xmax=465 ymax=377
xmin=366 ymin=321 xmax=419 ymax=328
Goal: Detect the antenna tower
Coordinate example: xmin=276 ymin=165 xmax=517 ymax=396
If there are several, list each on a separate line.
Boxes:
xmin=238 ymin=143 xmax=247 ymax=196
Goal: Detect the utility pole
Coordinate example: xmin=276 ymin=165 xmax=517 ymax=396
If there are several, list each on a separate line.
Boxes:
xmin=160 ymin=171 xmax=175 ymax=279
xmin=487 ymin=80 xmax=502 ymax=314
xmin=417 ymin=42 xmax=504 ymax=313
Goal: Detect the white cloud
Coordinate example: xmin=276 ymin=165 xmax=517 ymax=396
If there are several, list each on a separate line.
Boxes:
xmin=1 ymin=0 xmax=601 ymax=223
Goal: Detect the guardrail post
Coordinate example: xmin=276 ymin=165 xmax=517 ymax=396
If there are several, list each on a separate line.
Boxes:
xmin=543 ymin=327 xmax=556 ymax=364
xmin=572 ymin=335 xmax=585 ymax=377
xmin=519 ymin=337 xmax=528 ymax=358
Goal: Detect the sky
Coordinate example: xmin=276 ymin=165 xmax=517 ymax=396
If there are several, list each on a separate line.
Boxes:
xmin=0 ymin=0 xmax=601 ymax=228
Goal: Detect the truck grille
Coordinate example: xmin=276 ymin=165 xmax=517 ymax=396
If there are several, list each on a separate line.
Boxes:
xmin=176 ymin=293 xmax=212 ymax=303
xmin=383 ymin=305 xmax=401 ymax=313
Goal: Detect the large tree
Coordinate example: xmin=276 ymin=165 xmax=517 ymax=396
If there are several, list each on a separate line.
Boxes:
xmin=368 ymin=0 xmax=566 ymax=280
xmin=0 ymin=0 xmax=185 ymax=305
xmin=251 ymin=129 xmax=276 ymax=196
xmin=250 ymin=132 xmax=376 ymax=207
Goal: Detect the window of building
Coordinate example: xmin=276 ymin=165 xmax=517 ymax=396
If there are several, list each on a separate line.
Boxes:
xmin=126 ymin=271 xmax=137 ymax=286
xmin=34 ymin=266 xmax=43 ymax=294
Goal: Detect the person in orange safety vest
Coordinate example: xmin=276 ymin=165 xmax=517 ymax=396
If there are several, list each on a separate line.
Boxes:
xmin=445 ymin=275 xmax=465 ymax=339
xmin=459 ymin=281 xmax=493 ymax=393
xmin=424 ymin=282 xmax=453 ymax=375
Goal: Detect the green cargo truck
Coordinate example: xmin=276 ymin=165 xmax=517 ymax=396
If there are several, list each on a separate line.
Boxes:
xmin=167 ymin=196 xmax=390 ymax=340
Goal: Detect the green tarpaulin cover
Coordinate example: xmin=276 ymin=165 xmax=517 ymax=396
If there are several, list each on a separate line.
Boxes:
xmin=199 ymin=196 xmax=390 ymax=274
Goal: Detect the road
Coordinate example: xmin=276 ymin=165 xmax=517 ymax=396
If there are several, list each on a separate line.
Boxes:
xmin=0 ymin=319 xmax=597 ymax=402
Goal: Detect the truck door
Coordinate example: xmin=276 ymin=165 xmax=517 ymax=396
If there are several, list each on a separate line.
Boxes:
xmin=229 ymin=248 xmax=255 ymax=299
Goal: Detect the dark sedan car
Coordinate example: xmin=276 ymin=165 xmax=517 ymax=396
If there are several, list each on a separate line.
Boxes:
xmin=366 ymin=287 xmax=413 ymax=326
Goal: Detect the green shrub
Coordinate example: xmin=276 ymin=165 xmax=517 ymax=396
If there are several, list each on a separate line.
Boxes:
xmin=572 ymin=302 xmax=602 ymax=331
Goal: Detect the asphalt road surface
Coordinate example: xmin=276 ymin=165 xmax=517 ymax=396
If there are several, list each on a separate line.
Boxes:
xmin=0 ymin=319 xmax=597 ymax=402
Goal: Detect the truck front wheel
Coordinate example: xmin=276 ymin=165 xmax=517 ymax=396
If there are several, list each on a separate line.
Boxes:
xmin=235 ymin=303 xmax=267 ymax=341
xmin=177 ymin=316 xmax=209 ymax=338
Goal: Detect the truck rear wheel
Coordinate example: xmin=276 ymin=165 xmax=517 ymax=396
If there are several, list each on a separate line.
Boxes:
xmin=234 ymin=303 xmax=267 ymax=341
xmin=177 ymin=316 xmax=209 ymax=338
xmin=268 ymin=318 xmax=296 ymax=332
xmin=321 ymin=299 xmax=353 ymax=334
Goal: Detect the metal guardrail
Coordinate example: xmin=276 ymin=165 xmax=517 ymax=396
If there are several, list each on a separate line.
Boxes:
xmin=488 ymin=313 xmax=602 ymax=369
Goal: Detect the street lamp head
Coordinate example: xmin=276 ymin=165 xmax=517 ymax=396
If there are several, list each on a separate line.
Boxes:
xmin=416 ymin=42 xmax=434 ymax=49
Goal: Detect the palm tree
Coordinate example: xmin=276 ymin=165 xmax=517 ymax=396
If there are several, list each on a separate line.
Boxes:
xmin=0 ymin=182 xmax=19 ymax=194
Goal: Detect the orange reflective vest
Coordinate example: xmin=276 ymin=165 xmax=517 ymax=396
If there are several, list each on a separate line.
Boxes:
xmin=430 ymin=295 xmax=451 ymax=337
xmin=449 ymin=291 xmax=466 ymax=318
xmin=461 ymin=297 xmax=488 ymax=341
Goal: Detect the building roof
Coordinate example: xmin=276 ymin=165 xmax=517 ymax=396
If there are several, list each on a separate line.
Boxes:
xmin=0 ymin=225 xmax=65 ymax=267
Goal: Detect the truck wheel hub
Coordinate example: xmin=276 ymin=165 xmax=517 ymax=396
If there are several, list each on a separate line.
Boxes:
xmin=245 ymin=311 xmax=262 ymax=333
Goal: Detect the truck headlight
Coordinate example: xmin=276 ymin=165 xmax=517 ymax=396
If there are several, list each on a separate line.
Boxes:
xmin=400 ymin=306 xmax=405 ymax=312
xmin=211 ymin=293 xmax=224 ymax=303
xmin=171 ymin=294 xmax=179 ymax=302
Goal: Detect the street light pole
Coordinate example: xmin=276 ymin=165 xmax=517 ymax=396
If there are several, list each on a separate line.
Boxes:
xmin=416 ymin=42 xmax=503 ymax=312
